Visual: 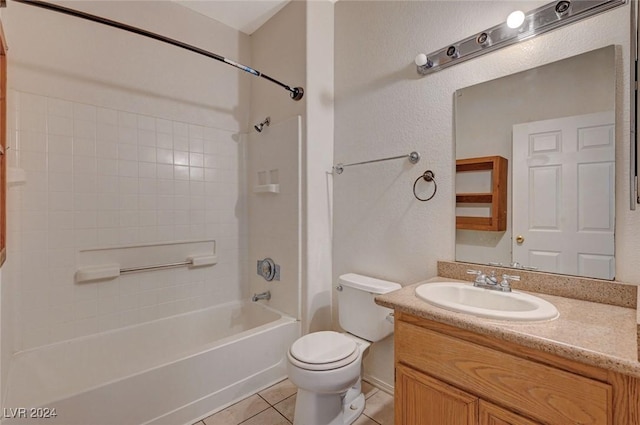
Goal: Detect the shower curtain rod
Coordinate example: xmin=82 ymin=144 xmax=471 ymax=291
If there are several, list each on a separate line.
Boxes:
xmin=11 ymin=0 xmax=305 ymax=101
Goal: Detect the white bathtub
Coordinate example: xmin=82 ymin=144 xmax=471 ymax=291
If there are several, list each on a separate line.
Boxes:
xmin=3 ymin=301 xmax=300 ymax=425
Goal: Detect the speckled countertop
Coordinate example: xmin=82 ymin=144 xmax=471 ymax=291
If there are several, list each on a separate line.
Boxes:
xmin=376 ymin=276 xmax=640 ymax=379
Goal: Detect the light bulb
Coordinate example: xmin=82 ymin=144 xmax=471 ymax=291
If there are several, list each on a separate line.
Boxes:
xmin=414 ymin=53 xmax=428 ymax=67
xmin=506 ymin=10 xmax=525 ymax=29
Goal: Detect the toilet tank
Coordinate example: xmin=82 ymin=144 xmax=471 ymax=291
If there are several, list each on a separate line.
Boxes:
xmin=337 ymin=273 xmax=401 ymax=342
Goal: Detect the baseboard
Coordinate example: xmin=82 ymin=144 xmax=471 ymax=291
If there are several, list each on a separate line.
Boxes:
xmin=363 ymin=373 xmax=394 ymax=395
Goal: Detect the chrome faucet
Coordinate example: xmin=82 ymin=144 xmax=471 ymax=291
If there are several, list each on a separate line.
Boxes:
xmin=251 ymin=291 xmax=271 ymax=302
xmin=466 ymin=269 xmax=519 ymax=292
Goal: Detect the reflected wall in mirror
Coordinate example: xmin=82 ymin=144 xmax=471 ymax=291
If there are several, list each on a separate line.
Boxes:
xmin=455 ymin=46 xmax=616 ymax=280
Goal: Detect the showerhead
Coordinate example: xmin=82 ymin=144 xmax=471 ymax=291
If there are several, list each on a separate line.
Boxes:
xmin=254 ymin=117 xmax=271 ymax=133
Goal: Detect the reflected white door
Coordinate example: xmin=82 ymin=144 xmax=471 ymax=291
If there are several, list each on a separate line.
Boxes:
xmin=512 ymin=111 xmax=615 ymax=279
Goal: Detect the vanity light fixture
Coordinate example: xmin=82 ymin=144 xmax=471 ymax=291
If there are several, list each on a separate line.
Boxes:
xmin=415 ymin=0 xmax=627 ymax=75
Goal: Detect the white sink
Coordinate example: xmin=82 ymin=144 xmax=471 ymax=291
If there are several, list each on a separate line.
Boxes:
xmin=415 ymin=282 xmax=559 ymax=322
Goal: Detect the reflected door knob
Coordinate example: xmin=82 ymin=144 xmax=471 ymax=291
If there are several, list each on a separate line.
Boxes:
xmin=516 ymin=235 xmax=525 ymax=244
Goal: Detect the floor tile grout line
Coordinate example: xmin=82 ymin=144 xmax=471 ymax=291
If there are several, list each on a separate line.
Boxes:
xmin=364 ymin=413 xmax=383 ymax=425
xmin=232 ymin=404 xmax=272 ymax=425
xmin=272 ymin=405 xmax=293 ymax=424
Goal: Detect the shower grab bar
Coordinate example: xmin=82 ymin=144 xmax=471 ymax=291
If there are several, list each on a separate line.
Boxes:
xmin=333 ymin=151 xmax=420 ymax=174
xmin=11 ymin=0 xmax=304 ymax=101
xmin=120 ymin=255 xmax=218 ymax=274
xmin=120 ymin=260 xmax=191 ymax=274
xmin=75 ymin=255 xmax=217 ymax=282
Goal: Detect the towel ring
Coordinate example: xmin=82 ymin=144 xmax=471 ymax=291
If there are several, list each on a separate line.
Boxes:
xmin=413 ymin=170 xmax=437 ymax=202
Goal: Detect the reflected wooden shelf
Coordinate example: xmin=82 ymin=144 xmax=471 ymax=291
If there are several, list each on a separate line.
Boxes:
xmin=456 ymin=155 xmax=507 ymax=231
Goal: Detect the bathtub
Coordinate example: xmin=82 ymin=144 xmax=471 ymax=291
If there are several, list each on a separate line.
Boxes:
xmin=2 ymin=301 xmax=300 ymax=425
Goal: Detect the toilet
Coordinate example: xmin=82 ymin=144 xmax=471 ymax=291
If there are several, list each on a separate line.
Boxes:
xmin=286 ymin=273 xmax=401 ymax=425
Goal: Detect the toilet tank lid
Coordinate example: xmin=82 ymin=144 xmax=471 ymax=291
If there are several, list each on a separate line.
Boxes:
xmin=338 ymin=273 xmax=401 ymax=294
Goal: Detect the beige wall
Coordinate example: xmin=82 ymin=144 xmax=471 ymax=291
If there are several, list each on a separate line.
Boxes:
xmin=249 ymin=1 xmax=307 ymax=322
xmin=334 ymin=0 xmax=634 ymax=389
xmin=249 ymin=0 xmax=335 ymax=332
xmin=304 ymin=1 xmax=334 ymax=333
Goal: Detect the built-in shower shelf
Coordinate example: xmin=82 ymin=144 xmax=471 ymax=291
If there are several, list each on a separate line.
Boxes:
xmin=253 ymin=184 xmax=280 ymax=194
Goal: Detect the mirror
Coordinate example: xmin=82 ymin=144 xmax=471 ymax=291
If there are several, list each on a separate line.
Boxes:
xmin=455 ymin=46 xmax=616 ymax=280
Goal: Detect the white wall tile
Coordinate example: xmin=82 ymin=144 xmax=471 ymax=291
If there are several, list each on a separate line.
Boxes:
xmin=48 ymin=98 xmax=73 ymax=118
xmin=74 ymin=120 xmax=96 ymax=140
xmin=157 ymin=133 xmax=173 ymax=149
xmin=73 ymin=103 xmax=96 ymax=122
xmin=96 ymin=123 xmax=118 ymax=142
xmin=118 ymin=127 xmax=137 ymax=145
xmin=97 ymin=107 xmax=118 ymax=126
xmin=118 ymin=111 xmax=138 ymax=129
xmin=48 ymin=116 xmax=74 ymax=137
xmin=173 ymin=136 xmax=189 ymax=152
xmin=157 ymin=164 xmax=174 ymax=179
xmin=21 ymin=151 xmax=47 ymax=171
xmin=173 ymin=122 xmax=188 ymax=137
xmin=118 ymin=160 xmax=138 ymax=178
xmin=189 ymin=167 xmax=204 ymax=181
xmin=156 ymin=119 xmax=172 ymax=134
xmin=20 ymin=130 xmax=47 ymax=152
xmin=19 ymin=111 xmax=46 ymax=133
xmin=189 ymin=139 xmax=204 ymax=153
xmin=138 ymin=130 xmax=156 ymax=147
xmin=75 ymin=228 xmax=98 ymax=247
xmin=10 ymin=92 xmax=249 ymax=351
xmin=73 ymin=173 xmax=97 ymax=193
xmin=138 ymin=116 xmax=156 ymax=132
xmin=174 ymin=165 xmax=189 ymax=180
xmin=138 ymin=146 xmax=156 ymax=163
xmin=73 ymin=137 xmax=96 ymax=157
xmin=139 ymin=162 xmax=156 ymax=179
xmin=49 ymin=135 xmax=73 ymax=155
xmin=49 ymin=153 xmax=73 ymax=173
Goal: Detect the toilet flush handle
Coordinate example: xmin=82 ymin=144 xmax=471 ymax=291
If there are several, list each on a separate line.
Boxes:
xmin=386 ymin=313 xmax=395 ymax=324
xmin=336 ymin=285 xmax=343 ymax=292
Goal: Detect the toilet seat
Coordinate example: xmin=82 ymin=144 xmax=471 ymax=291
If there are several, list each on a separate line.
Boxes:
xmin=288 ymin=331 xmax=360 ymax=371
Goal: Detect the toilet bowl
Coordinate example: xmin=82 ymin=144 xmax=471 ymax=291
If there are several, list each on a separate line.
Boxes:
xmin=286 ymin=274 xmax=400 ymax=425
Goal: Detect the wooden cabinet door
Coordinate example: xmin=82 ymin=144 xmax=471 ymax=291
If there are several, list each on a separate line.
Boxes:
xmin=396 ymin=364 xmax=478 ymax=425
xmin=479 ymin=401 xmax=540 ymax=425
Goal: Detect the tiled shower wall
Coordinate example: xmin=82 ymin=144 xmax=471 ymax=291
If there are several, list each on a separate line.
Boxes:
xmin=5 ymin=90 xmax=248 ymax=351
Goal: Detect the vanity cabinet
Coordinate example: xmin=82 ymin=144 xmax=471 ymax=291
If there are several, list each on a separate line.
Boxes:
xmin=395 ymin=312 xmax=640 ymax=425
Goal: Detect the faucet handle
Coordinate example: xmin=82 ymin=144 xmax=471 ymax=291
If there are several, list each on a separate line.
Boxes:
xmin=500 ymin=274 xmax=520 ymax=290
xmin=466 ymin=269 xmax=486 ymax=285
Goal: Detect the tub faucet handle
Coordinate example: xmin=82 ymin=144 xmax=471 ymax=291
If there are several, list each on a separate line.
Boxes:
xmin=251 ymin=291 xmax=271 ymax=302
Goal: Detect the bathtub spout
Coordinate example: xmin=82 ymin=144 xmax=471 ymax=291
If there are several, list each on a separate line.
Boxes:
xmin=252 ymin=291 xmax=271 ymax=302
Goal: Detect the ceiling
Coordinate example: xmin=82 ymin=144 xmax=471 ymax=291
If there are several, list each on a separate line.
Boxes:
xmin=174 ymin=1 xmax=291 ymax=35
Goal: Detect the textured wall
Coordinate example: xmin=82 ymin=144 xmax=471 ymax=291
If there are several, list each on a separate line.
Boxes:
xmin=335 ymin=0 xmax=633 ymax=389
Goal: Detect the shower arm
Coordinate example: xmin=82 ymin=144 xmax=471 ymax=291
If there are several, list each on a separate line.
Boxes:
xmin=11 ymin=0 xmax=305 ymax=101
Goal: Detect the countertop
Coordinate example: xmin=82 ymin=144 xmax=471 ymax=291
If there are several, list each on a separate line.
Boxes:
xmin=376 ymin=277 xmax=640 ymax=378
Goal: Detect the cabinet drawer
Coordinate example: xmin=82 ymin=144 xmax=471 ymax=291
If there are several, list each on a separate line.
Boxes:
xmin=396 ymin=320 xmax=612 ymax=425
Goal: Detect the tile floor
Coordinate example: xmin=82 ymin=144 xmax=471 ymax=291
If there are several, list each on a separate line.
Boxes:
xmin=193 ymin=379 xmax=394 ymax=425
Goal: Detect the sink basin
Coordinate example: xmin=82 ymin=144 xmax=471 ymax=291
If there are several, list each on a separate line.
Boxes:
xmin=415 ymin=282 xmax=559 ymax=322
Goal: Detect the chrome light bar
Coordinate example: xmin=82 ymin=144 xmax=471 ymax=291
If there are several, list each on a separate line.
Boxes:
xmin=415 ymin=0 xmax=627 ymax=75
